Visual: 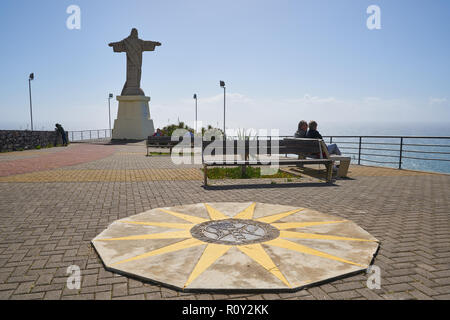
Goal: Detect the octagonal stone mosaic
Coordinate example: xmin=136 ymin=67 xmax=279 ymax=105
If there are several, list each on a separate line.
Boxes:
xmin=92 ymin=202 xmax=380 ymax=292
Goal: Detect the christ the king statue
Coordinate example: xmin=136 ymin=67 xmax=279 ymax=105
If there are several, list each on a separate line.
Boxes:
xmin=109 ymin=28 xmax=161 ymax=96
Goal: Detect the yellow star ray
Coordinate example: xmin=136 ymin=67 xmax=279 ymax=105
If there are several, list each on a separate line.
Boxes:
xmin=158 ymin=208 xmax=208 ymax=224
xmin=238 ymin=244 xmax=291 ymax=288
xmin=265 ymin=238 xmax=365 ymax=268
xmin=112 ymin=238 xmax=204 ymax=266
xmin=271 ymin=220 xmax=348 ymax=230
xmin=279 ymin=231 xmax=377 ymax=242
xmin=184 ymin=244 xmax=231 ymax=288
xmin=95 ymin=230 xmax=192 ymax=241
xmin=233 ymin=203 xmax=256 ymax=219
xmin=119 ymin=221 xmax=194 ymax=230
xmin=205 ymin=203 xmax=230 ymax=220
xmin=256 ymin=208 xmax=305 ymax=223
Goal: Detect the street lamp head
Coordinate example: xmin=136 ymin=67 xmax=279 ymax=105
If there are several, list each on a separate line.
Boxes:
xmin=109 ymin=93 xmax=113 ymax=98
xmin=29 ymin=73 xmax=34 ymax=81
xmin=220 ymin=81 xmax=225 ymax=88
xmin=193 ymin=94 xmax=197 ymax=99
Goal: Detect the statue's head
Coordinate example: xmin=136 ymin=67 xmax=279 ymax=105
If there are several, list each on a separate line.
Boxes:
xmin=130 ymin=28 xmax=138 ymax=38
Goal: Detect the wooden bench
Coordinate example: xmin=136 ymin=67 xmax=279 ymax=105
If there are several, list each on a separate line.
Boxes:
xmin=284 ymin=138 xmax=351 ymax=178
xmin=146 ymin=136 xmax=197 ymax=156
xmin=201 ymin=139 xmax=334 ymax=186
xmin=146 ymin=136 xmax=181 ymax=156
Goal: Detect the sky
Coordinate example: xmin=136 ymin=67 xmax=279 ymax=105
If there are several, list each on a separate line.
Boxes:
xmin=0 ymin=0 xmax=449 ymax=135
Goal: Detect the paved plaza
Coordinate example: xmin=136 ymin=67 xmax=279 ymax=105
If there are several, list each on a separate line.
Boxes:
xmin=0 ymin=141 xmax=449 ymax=300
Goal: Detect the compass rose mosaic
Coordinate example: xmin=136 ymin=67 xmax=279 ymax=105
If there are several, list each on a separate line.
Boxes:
xmin=92 ymin=202 xmax=379 ymax=291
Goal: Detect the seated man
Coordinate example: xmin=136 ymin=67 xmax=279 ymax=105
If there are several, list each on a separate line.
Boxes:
xmin=306 ymin=121 xmax=341 ymax=156
xmin=294 ymin=120 xmax=308 ymax=138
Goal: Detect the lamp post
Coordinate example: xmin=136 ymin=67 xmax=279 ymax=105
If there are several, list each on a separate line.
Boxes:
xmin=220 ymin=81 xmax=226 ymax=138
xmin=193 ymin=94 xmax=198 ymax=133
xmin=28 ymin=73 xmax=34 ymax=131
xmin=108 ymin=93 xmax=113 ymax=137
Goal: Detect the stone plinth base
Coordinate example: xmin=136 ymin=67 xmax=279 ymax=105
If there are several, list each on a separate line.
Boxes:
xmin=112 ymin=95 xmax=155 ymax=140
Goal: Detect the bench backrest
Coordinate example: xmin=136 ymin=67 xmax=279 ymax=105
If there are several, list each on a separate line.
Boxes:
xmin=147 ymin=136 xmax=192 ymax=145
xmin=201 ymin=138 xmax=323 ymax=156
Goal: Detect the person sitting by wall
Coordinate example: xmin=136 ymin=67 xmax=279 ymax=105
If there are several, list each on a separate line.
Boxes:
xmin=55 ymin=123 xmax=68 ymax=146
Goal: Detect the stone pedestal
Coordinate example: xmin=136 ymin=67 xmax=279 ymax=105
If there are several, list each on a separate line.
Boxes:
xmin=112 ymin=95 xmax=155 ymax=140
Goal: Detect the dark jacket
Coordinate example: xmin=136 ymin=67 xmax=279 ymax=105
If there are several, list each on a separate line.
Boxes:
xmin=306 ymin=129 xmax=323 ymax=139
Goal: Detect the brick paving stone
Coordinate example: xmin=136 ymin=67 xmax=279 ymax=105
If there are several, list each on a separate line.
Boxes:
xmin=381 ymin=292 xmax=414 ymax=300
xmin=410 ymin=282 xmax=440 ymax=296
xmin=0 ymin=283 xmax=19 ymax=291
xmin=355 ymin=288 xmax=383 ymax=300
xmin=334 ymin=282 xmax=365 ymax=291
xmin=61 ymin=293 xmax=95 ymax=300
xmin=43 ymin=290 xmax=62 ymax=300
xmin=409 ymin=290 xmax=433 ymax=300
xmin=11 ymin=292 xmax=45 ymax=300
xmin=0 ymin=290 xmax=14 ymax=299
xmin=113 ymin=294 xmax=145 ymax=300
xmin=329 ymin=290 xmax=361 ymax=300
xmin=14 ymin=282 xmax=35 ymax=295
xmin=194 ymin=293 xmax=214 ymax=300
xmin=36 ymin=274 xmax=54 ymax=285
xmin=95 ymin=291 xmax=112 ymax=300
xmin=261 ymin=293 xmax=281 ymax=300
xmin=112 ymin=283 xmax=128 ymax=297
xmin=0 ymin=141 xmax=449 ymax=300
xmin=146 ymin=292 xmax=163 ymax=300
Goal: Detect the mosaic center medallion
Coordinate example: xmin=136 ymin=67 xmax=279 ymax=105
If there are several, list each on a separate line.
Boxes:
xmin=191 ymin=219 xmax=280 ymax=245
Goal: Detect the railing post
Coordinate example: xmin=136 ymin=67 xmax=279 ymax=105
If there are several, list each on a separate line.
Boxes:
xmin=90 ymin=130 xmax=92 ymax=140
xmin=81 ymin=131 xmax=83 ymax=140
xmin=330 ymin=136 xmax=333 ymax=144
xmin=399 ymin=137 xmax=403 ymax=169
xmin=358 ymin=137 xmax=362 ymax=165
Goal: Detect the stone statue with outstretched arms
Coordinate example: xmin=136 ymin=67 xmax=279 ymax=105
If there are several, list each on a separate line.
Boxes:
xmin=109 ymin=28 xmax=161 ymax=96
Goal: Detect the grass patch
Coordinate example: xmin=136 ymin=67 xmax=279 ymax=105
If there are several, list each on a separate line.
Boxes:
xmin=148 ymin=152 xmax=171 ymax=156
xmin=205 ymin=166 xmax=300 ymax=180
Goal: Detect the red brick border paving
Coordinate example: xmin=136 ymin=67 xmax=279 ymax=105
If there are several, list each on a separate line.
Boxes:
xmin=0 ymin=144 xmax=117 ymax=177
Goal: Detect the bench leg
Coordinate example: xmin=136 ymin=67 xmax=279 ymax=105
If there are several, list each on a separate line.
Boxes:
xmin=337 ymin=160 xmax=350 ymax=178
xmin=325 ymin=163 xmax=333 ymax=183
xmin=203 ymin=165 xmax=208 ymax=186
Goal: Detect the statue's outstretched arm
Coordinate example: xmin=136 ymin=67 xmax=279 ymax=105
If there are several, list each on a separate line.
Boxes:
xmin=109 ymin=40 xmax=126 ymax=52
xmin=142 ymin=40 xmax=161 ymax=51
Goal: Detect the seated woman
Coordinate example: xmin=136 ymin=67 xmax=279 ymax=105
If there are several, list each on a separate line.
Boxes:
xmin=306 ymin=121 xmax=341 ymax=155
xmin=294 ymin=120 xmax=308 ymax=138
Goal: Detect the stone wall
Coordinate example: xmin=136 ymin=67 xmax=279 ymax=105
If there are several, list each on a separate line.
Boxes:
xmin=0 ymin=130 xmax=67 ymax=152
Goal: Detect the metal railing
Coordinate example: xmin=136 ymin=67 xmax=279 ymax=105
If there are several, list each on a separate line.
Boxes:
xmin=67 ymin=131 xmax=450 ymax=173
xmin=227 ymin=135 xmax=450 ymax=174
xmin=68 ymin=129 xmax=112 ymax=142
xmin=321 ymin=136 xmax=450 ymax=171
